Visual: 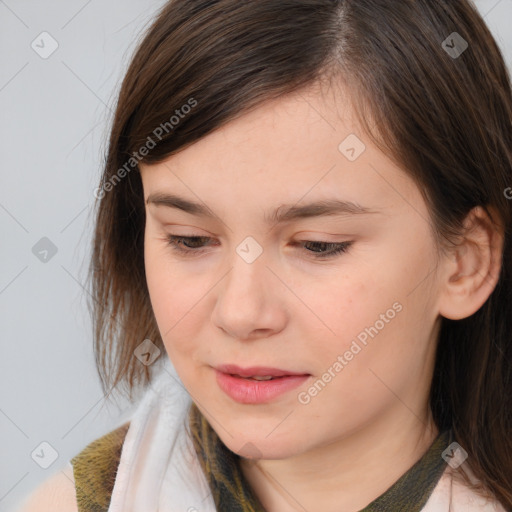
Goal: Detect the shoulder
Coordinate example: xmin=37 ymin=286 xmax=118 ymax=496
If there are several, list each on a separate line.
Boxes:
xmin=17 ymin=422 xmax=130 ymax=512
xmin=423 ymin=464 xmax=508 ymax=512
xmin=71 ymin=421 xmax=131 ymax=511
xmin=16 ymin=463 xmax=78 ymax=512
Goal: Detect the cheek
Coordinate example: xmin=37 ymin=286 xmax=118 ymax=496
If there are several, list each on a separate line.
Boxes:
xmin=302 ymin=269 xmax=393 ymax=343
xmin=144 ymin=240 xmax=219 ymax=370
xmin=145 ymin=243 xmax=173 ymax=324
xmin=144 ymin=242 xmax=196 ymax=349
xmin=301 ymin=251 xmax=426 ymax=381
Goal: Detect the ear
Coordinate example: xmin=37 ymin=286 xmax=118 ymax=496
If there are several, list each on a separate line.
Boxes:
xmin=438 ymin=206 xmax=504 ymax=320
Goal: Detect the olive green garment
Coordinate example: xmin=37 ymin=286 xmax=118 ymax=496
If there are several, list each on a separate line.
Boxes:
xmin=71 ymin=403 xmax=452 ymax=511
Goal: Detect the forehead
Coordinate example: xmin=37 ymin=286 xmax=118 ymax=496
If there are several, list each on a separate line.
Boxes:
xmin=139 ymin=84 xmax=420 ymax=222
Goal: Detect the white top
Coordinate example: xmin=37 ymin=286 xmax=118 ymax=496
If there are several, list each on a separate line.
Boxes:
xmin=106 ymin=357 xmax=507 ymax=512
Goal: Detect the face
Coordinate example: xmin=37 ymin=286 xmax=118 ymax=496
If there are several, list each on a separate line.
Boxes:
xmin=140 ymin=82 xmax=444 ymax=460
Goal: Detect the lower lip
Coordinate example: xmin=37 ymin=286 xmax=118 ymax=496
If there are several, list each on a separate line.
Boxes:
xmin=215 ymin=370 xmax=310 ymax=404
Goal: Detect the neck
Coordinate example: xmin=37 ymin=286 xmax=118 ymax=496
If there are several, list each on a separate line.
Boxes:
xmin=240 ymin=406 xmax=440 ymax=512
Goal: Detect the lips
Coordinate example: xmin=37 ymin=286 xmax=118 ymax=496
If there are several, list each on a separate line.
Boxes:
xmin=215 ymin=364 xmax=309 ymax=378
xmin=214 ymin=365 xmax=311 ymax=404
xmin=215 ymin=366 xmax=311 ymax=405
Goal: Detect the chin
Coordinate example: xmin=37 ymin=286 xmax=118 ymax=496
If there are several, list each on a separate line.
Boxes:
xmin=220 ymin=430 xmax=307 ymax=461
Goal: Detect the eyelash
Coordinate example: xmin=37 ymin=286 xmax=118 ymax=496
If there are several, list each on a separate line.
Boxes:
xmin=164 ymin=235 xmax=352 ymax=259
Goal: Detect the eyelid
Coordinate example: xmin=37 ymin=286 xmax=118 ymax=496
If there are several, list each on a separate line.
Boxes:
xmin=163 ymin=233 xmax=353 ymax=260
xmin=162 ymin=230 xmax=351 ymax=244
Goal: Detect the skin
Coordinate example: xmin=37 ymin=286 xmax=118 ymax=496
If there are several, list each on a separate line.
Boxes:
xmin=140 ymin=81 xmax=503 ymax=512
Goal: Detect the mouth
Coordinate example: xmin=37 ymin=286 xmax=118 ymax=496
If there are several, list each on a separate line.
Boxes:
xmin=214 ymin=364 xmax=311 ymax=404
xmin=215 ymin=363 xmax=310 ymax=379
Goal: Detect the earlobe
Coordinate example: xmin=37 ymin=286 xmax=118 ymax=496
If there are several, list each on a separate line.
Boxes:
xmin=438 ymin=206 xmax=504 ymax=320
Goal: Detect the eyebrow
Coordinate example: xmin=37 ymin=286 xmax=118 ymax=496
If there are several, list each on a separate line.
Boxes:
xmin=146 ymin=192 xmax=381 ymax=225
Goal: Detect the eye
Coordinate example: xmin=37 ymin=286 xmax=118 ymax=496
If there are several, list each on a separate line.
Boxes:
xmin=292 ymin=240 xmax=352 ymax=259
xmin=165 ymin=235 xmax=217 ymax=256
xmin=164 ymin=235 xmax=352 ymax=259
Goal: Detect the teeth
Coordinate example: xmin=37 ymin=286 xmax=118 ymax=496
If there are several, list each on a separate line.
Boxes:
xmin=244 ymin=375 xmax=274 ymax=381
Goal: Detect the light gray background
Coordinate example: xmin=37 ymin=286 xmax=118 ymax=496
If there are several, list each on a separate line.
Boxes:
xmin=1 ymin=1 xmax=511 ymax=510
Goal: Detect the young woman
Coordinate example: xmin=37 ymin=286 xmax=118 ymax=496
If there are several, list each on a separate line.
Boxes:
xmin=19 ymin=0 xmax=512 ymax=510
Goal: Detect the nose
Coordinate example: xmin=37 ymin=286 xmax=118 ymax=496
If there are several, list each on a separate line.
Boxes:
xmin=211 ymin=248 xmax=286 ymax=341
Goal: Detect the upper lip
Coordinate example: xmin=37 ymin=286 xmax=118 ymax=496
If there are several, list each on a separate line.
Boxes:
xmin=215 ymin=364 xmax=309 ymax=377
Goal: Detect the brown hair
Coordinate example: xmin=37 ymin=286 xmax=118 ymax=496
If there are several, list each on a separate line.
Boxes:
xmin=88 ymin=0 xmax=512 ymax=507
